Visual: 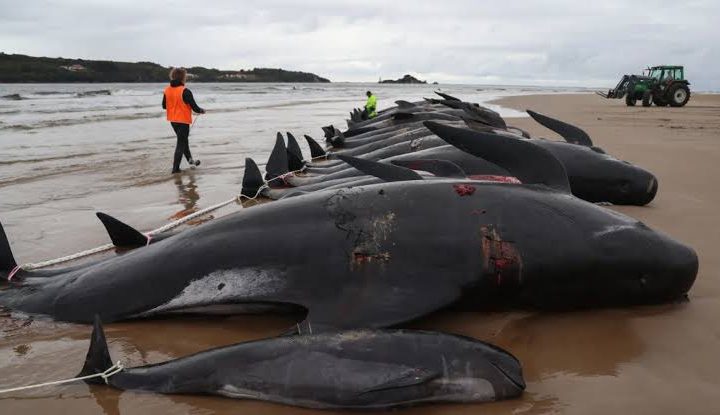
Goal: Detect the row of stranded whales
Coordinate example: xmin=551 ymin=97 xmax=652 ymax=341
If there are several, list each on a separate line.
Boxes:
xmin=0 ymin=155 xmax=696 ymax=327
xmin=0 ymin=92 xmax=695 ymax=410
xmin=79 ymin=317 xmax=524 ymax=409
xmin=270 ymin=92 xmax=657 ymax=206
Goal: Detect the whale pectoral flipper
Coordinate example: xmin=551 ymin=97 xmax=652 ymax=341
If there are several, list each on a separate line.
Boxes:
xmin=337 ymin=155 xmax=424 ymax=183
xmin=96 ymin=212 xmax=149 ymax=248
xmin=296 ymin=273 xmax=463 ymax=333
xmin=391 ymin=159 xmax=466 ymax=178
xmin=526 ymin=110 xmax=593 ymax=147
xmin=434 ymin=91 xmax=461 ymax=102
xmin=358 ymin=367 xmax=440 ymax=396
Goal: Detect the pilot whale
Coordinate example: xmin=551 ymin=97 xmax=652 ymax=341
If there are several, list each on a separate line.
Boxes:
xmin=77 ymin=317 xmax=525 ymax=409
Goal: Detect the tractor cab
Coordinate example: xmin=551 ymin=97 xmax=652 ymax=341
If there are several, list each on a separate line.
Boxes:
xmin=646 ymin=66 xmax=684 ymax=82
xmin=598 ymin=65 xmax=691 ymax=107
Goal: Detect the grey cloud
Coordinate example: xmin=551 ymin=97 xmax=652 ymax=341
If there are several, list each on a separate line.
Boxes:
xmin=0 ymin=0 xmax=718 ymax=89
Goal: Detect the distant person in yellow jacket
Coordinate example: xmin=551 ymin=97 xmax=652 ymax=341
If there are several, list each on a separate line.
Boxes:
xmin=363 ymin=91 xmax=377 ymax=119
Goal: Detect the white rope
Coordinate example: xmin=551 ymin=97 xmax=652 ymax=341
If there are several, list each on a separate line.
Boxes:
xmin=0 ymin=361 xmax=124 ymax=395
xmin=11 ymin=154 xmax=289 ymax=274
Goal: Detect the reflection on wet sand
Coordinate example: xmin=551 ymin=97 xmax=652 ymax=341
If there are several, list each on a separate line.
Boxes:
xmin=169 ymin=171 xmax=200 ymax=220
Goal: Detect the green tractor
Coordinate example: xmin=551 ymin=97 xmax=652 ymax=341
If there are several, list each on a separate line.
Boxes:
xmin=597 ymin=65 xmax=691 ymax=107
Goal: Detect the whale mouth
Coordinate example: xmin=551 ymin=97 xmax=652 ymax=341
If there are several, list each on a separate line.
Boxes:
xmin=645 ymin=177 xmax=658 ymax=203
xmin=490 ymin=361 xmax=526 ymax=392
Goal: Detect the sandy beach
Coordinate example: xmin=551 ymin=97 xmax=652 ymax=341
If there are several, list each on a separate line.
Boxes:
xmin=1 ymin=91 xmax=719 ymax=414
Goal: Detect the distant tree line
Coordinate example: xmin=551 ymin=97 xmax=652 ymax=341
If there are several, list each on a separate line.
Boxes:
xmin=0 ymin=53 xmax=331 ymax=83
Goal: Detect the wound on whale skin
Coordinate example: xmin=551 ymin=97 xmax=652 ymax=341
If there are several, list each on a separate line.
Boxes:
xmin=453 ymin=184 xmax=476 ymax=196
xmin=480 ymin=225 xmax=522 ymax=287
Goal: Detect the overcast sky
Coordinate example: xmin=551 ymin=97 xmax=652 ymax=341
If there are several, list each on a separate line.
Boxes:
xmin=1 ymin=0 xmax=718 ymax=89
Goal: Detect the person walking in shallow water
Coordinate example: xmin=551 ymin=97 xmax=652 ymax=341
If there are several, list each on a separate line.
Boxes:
xmin=162 ymin=67 xmax=205 ymax=174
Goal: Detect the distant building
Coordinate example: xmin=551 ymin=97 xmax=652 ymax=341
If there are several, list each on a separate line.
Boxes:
xmin=186 ymin=73 xmax=198 ymax=79
xmin=221 ymin=73 xmax=249 ymax=79
xmin=60 ymin=64 xmax=86 ymax=72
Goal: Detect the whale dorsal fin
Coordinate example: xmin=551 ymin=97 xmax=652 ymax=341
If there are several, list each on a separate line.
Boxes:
xmin=304 ymin=135 xmax=327 ymax=158
xmin=526 ymin=110 xmax=593 ymax=146
xmin=77 ymin=315 xmax=114 ymax=384
xmin=338 ymin=155 xmax=423 ymax=182
xmin=96 ymin=212 xmax=148 ymax=248
xmin=391 ymin=159 xmax=466 ymax=178
xmin=241 ymin=158 xmax=265 ymax=198
xmin=395 ymin=100 xmax=416 ymax=109
xmin=0 ymin=220 xmax=17 ymax=272
xmin=424 ymin=121 xmax=571 ymax=192
xmin=265 ymin=133 xmax=289 ymax=180
xmin=286 ymin=132 xmax=305 ymax=170
xmin=322 ymin=125 xmax=336 ymax=140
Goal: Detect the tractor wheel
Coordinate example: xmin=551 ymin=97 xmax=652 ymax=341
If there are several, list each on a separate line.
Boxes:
xmin=642 ymin=91 xmax=653 ymax=107
xmin=654 ymin=96 xmax=668 ymax=107
xmin=668 ymin=84 xmax=691 ymax=107
xmin=625 ymin=95 xmax=636 ymax=106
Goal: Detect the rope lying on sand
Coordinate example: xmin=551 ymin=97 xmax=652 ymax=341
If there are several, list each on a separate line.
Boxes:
xmin=0 ymin=361 xmax=124 ymax=394
xmin=12 ymin=184 xmax=269 ymax=274
xmin=10 ymin=150 xmax=329 ymax=275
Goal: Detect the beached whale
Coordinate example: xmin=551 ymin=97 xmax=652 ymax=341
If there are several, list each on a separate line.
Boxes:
xmin=292 ymin=107 xmax=659 ymax=205
xmin=78 ymin=317 xmax=525 ymax=409
xmin=0 ymin=162 xmax=697 ymax=327
xmin=422 ymin=121 xmax=659 ymax=206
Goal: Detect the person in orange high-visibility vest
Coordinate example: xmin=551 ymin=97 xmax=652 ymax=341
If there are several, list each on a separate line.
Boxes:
xmin=162 ymin=67 xmax=205 ymax=174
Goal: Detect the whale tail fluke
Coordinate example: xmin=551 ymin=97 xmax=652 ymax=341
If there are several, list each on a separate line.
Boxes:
xmin=96 ymin=213 xmax=148 ymax=248
xmin=0 ymin=220 xmax=17 ymax=274
xmin=77 ymin=315 xmax=114 ymax=385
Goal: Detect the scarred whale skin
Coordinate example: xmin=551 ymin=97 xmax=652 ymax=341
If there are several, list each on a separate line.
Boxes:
xmin=0 ymin=180 xmax=697 ymax=328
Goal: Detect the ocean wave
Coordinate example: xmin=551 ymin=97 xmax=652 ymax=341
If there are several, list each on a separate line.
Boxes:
xmin=75 ymin=89 xmax=112 ymax=98
xmin=112 ymin=88 xmax=158 ymax=97
xmin=33 ymin=91 xmax=73 ymax=96
xmin=0 ymin=152 xmax=99 ymax=166
xmin=0 ymin=111 xmax=163 ymax=131
xmin=1 ymin=94 xmax=23 ymax=101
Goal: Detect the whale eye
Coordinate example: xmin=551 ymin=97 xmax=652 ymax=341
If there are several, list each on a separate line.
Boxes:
xmin=619 ymin=181 xmax=631 ymax=193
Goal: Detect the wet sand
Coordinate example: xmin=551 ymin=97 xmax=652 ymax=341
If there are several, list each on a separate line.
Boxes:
xmin=1 ymin=93 xmax=719 ymax=414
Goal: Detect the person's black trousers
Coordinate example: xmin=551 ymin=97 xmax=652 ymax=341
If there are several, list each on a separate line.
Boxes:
xmin=171 ymin=122 xmax=193 ymax=172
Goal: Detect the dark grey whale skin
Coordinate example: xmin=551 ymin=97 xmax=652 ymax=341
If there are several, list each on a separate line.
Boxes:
xmin=79 ymin=318 xmax=525 ymax=410
xmin=1 ymin=179 xmax=697 ymax=327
